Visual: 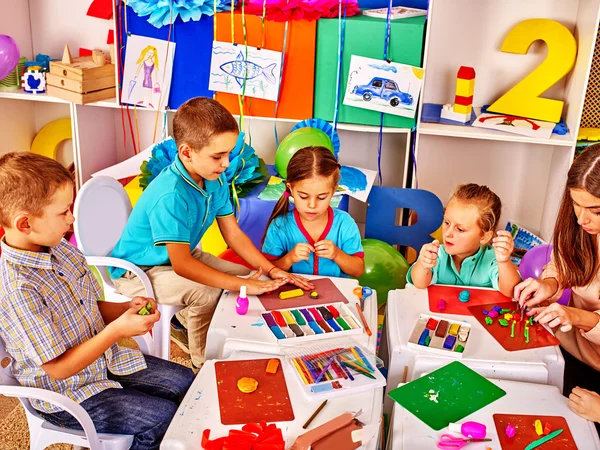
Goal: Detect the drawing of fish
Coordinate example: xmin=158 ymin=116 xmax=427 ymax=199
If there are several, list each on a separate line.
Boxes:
xmin=220 ymin=51 xmax=277 ymax=87
xmin=368 ymin=63 xmax=397 ymax=73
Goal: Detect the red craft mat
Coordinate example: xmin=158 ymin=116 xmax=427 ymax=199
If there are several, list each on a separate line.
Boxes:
xmin=258 ymin=278 xmax=348 ymax=311
xmin=468 ymin=302 xmax=560 ymax=351
xmin=428 ymin=285 xmax=512 ymax=315
xmin=493 ymin=414 xmax=578 ymax=449
xmin=214 ymin=358 xmax=295 ymax=425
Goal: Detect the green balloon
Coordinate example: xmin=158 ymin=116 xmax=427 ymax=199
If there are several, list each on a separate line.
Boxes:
xmin=357 ymin=238 xmax=409 ymax=308
xmin=275 ymin=128 xmax=334 ymax=179
xmin=90 ymin=265 xmax=106 ymax=301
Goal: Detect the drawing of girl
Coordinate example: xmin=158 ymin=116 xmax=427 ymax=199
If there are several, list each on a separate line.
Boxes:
xmin=135 ymin=45 xmax=159 ymax=108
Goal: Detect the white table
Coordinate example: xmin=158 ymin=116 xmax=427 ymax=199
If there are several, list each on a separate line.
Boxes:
xmin=388 ymin=378 xmax=600 ymax=449
xmin=161 ymin=351 xmax=383 ymax=450
xmin=205 ymin=275 xmax=378 ymax=360
xmin=383 ymin=284 xmax=564 ymax=415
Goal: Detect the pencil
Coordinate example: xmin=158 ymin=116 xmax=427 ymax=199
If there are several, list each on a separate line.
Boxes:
xmin=297 ymin=357 xmax=315 ymax=384
xmin=292 ymin=358 xmax=309 ymax=385
xmin=302 ymin=400 xmax=328 ymax=429
xmin=355 ymin=304 xmax=372 ymax=336
xmin=401 ymin=365 xmax=408 ymax=383
xmin=352 ymin=346 xmax=375 ymax=372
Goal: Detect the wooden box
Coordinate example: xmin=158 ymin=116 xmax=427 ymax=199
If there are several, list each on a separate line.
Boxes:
xmin=47 ymin=56 xmax=116 ymax=104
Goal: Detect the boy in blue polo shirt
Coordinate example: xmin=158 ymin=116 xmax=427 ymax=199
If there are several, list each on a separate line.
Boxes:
xmin=111 ymin=97 xmax=312 ymax=369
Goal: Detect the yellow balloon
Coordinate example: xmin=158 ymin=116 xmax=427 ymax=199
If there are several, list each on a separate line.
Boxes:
xmin=201 ymin=220 xmax=228 ymax=256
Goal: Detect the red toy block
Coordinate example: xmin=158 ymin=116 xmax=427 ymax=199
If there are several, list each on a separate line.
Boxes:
xmin=79 ymin=48 xmax=93 ymax=57
xmin=87 ymin=0 xmax=113 ymax=19
xmin=107 ymin=29 xmax=114 ymax=45
xmin=457 ymin=66 xmax=475 ymax=80
xmin=426 ymin=318 xmax=439 ymax=330
xmin=454 ymin=95 xmax=474 ymax=106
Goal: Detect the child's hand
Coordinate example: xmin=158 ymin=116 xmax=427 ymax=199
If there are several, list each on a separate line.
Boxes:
xmin=529 ymin=302 xmax=575 ymax=332
xmin=129 ymin=296 xmax=158 ymax=315
xmin=244 ymin=268 xmax=287 ymax=295
xmin=569 ymin=387 xmax=600 ymax=422
xmin=289 ymin=243 xmax=315 ymax=264
xmin=314 ymin=240 xmax=340 ymax=260
xmin=492 ymin=230 xmax=514 ymax=263
xmin=269 ymin=267 xmax=314 ymax=290
xmin=418 ymin=240 xmax=440 ymax=269
xmin=110 ymin=306 xmax=161 ymax=339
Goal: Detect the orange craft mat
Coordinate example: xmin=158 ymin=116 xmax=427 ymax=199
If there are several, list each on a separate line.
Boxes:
xmin=214 ymin=13 xmax=316 ymax=120
xmin=258 ymin=278 xmax=348 ymax=311
xmin=468 ymin=302 xmax=560 ymax=351
xmin=493 ymin=414 xmax=578 ymax=449
xmin=214 ymin=358 xmax=295 ymax=425
xmin=428 ymin=285 xmax=512 ymax=315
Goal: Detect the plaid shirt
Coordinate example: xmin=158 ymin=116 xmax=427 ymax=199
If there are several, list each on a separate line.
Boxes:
xmin=0 ymin=238 xmax=146 ymax=413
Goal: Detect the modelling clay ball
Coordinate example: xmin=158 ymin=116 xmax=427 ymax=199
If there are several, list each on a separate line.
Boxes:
xmin=309 ymin=291 xmax=319 ymax=299
xmin=505 ymin=424 xmax=516 ymax=438
xmin=237 ymin=377 xmax=258 ymax=393
xmin=459 ymin=290 xmax=470 ymax=302
xmin=437 ymin=299 xmax=446 ymax=311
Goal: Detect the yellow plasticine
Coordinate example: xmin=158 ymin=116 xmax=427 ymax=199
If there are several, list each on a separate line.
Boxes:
xmin=279 ymin=288 xmax=304 ymax=300
xmin=237 ymin=377 xmax=259 ymax=393
xmin=504 ymin=313 xmax=513 ymax=320
xmin=281 ymin=310 xmax=296 ymax=324
xmin=448 ymin=323 xmax=461 ymax=336
xmin=535 ymin=419 xmax=544 ymax=435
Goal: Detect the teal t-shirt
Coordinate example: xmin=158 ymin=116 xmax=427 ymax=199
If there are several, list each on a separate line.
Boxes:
xmin=109 ymin=156 xmax=233 ymax=278
xmin=407 ymin=244 xmax=500 ymax=289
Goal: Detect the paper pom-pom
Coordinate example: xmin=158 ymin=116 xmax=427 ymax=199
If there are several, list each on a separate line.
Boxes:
xmin=129 ymin=0 xmax=237 ymax=28
xmin=239 ymin=0 xmax=359 ymax=22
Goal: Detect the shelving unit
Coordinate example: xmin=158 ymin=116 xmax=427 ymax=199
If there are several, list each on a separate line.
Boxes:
xmin=415 ymin=0 xmax=600 ymax=241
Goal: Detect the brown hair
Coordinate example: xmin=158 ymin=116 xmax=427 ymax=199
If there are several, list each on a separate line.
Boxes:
xmin=449 ymin=183 xmax=502 ymax=235
xmin=553 ymin=144 xmax=600 ymax=287
xmin=263 ymin=147 xmax=340 ymax=241
xmin=0 ymin=152 xmax=73 ymax=227
xmin=172 ymin=97 xmax=239 ymax=151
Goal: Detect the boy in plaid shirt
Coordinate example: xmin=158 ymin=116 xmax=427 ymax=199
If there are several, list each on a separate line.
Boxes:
xmin=0 ymin=153 xmax=194 ymax=450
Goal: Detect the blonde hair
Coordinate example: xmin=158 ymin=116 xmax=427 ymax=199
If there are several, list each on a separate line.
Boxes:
xmin=137 ymin=46 xmax=159 ymax=70
xmin=0 ymin=153 xmax=73 ymax=227
xmin=449 ymin=183 xmax=502 ymax=234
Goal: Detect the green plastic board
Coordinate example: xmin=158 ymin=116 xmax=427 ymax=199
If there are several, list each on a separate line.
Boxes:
xmin=387 ymin=361 xmax=506 ymax=430
xmin=314 ymin=15 xmax=426 ymax=128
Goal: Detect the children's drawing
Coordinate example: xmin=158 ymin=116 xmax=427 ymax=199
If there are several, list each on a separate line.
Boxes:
xmin=337 ymin=166 xmax=377 ymax=203
xmin=209 ymin=42 xmax=282 ymax=102
xmin=472 ymin=112 xmax=555 ymax=139
xmin=121 ymin=35 xmax=175 ymax=110
xmin=343 ymin=55 xmax=423 ymax=118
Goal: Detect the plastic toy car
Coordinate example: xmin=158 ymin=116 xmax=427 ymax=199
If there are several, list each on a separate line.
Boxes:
xmin=351 ymin=77 xmax=413 ymax=107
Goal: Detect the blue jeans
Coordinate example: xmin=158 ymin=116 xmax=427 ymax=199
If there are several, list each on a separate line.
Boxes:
xmin=40 ymin=355 xmax=195 ymax=450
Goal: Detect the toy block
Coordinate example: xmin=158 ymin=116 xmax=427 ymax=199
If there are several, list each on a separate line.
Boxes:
xmin=456 ymin=78 xmax=475 ymax=97
xmin=47 ymin=48 xmax=116 ymax=104
xmin=454 ymin=95 xmax=474 ymax=106
xmin=454 ymin=104 xmax=472 ymax=115
xmin=440 ymin=104 xmax=471 ymax=123
xmin=62 ymin=45 xmax=73 ymax=64
xmin=457 ymin=66 xmax=475 ymax=80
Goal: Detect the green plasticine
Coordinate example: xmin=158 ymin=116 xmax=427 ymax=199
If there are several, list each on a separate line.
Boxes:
xmin=498 ymin=319 xmax=509 ymax=327
xmin=510 ymin=320 xmax=515 ymax=338
xmin=485 ymin=316 xmax=493 ymax=325
xmin=524 ymin=429 xmax=563 ymax=450
xmin=524 ymin=326 xmax=530 ymax=344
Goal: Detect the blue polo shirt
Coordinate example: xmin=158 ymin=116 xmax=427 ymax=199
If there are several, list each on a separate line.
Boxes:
xmin=406 ymin=244 xmax=500 ymax=289
xmin=109 ymin=156 xmax=233 ymax=278
xmin=262 ymin=208 xmax=363 ymax=278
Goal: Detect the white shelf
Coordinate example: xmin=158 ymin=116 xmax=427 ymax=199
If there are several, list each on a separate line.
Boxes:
xmin=0 ymin=91 xmax=69 ymax=104
xmin=418 ymin=121 xmax=576 ymax=147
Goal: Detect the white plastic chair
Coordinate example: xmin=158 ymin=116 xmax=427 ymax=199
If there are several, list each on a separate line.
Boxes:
xmin=74 ymin=176 xmax=183 ymax=360
xmin=0 ymin=335 xmax=134 ymax=450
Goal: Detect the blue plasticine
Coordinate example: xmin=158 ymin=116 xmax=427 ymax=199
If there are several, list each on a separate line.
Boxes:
xmin=418 ymin=329 xmax=430 ymax=346
xmin=270 ymin=326 xmax=286 ymax=339
xmin=459 ymin=290 xmax=470 ymax=302
xmin=482 ymin=309 xmax=489 ymax=315
xmin=326 ymin=319 xmax=341 ymax=332
xmin=443 ymin=335 xmax=457 ymax=349
xmin=492 ymin=306 xmax=502 ymax=313
xmin=308 ymin=321 xmax=324 ymax=334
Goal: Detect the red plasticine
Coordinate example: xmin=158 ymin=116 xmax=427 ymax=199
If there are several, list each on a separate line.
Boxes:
xmin=271 ymin=311 xmax=287 ymax=327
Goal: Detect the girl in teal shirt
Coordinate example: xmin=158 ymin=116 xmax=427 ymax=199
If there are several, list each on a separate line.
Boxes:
xmin=408 ymin=183 xmax=521 ymax=297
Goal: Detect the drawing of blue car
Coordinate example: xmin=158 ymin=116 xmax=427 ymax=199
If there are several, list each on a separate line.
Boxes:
xmin=351 ymin=77 xmax=413 ymax=107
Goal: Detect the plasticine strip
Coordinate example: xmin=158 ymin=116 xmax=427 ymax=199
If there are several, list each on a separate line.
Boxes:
xmin=262 ymin=313 xmax=277 ymax=327
xmin=326 ymin=305 xmax=340 ymax=318
xmin=317 ymin=306 xmax=334 ymax=321
xmin=326 ymin=319 xmax=341 ymax=331
xmin=291 ymin=309 xmax=307 ymax=325
xmin=300 ymin=308 xmax=315 ymax=323
xmin=282 ymin=310 xmax=297 ymax=324
xmin=289 ymin=323 xmax=305 ymax=337
xmin=307 ymin=321 xmax=324 ymax=334
xmin=271 ymin=310 xmax=288 ymax=327
xmin=299 ymin=323 xmax=315 ymax=336
xmin=344 ymin=315 xmax=360 ymax=329
xmin=335 ymin=317 xmax=351 ymax=330
xmin=270 ymin=326 xmax=286 ymax=339
xmin=280 ymin=288 xmax=304 ymax=299
xmin=290 ymin=413 xmax=358 ymax=450
xmin=309 ymin=307 xmax=324 ymax=321
xmin=318 ymin=320 xmax=333 ymax=333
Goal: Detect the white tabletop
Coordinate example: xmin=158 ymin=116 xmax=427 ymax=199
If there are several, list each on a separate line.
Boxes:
xmin=161 ymin=351 xmax=383 ymax=450
xmin=389 ymin=378 xmax=600 ymax=449
xmin=205 ymin=275 xmax=378 ymax=360
xmin=383 ymin=284 xmax=565 ymax=414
